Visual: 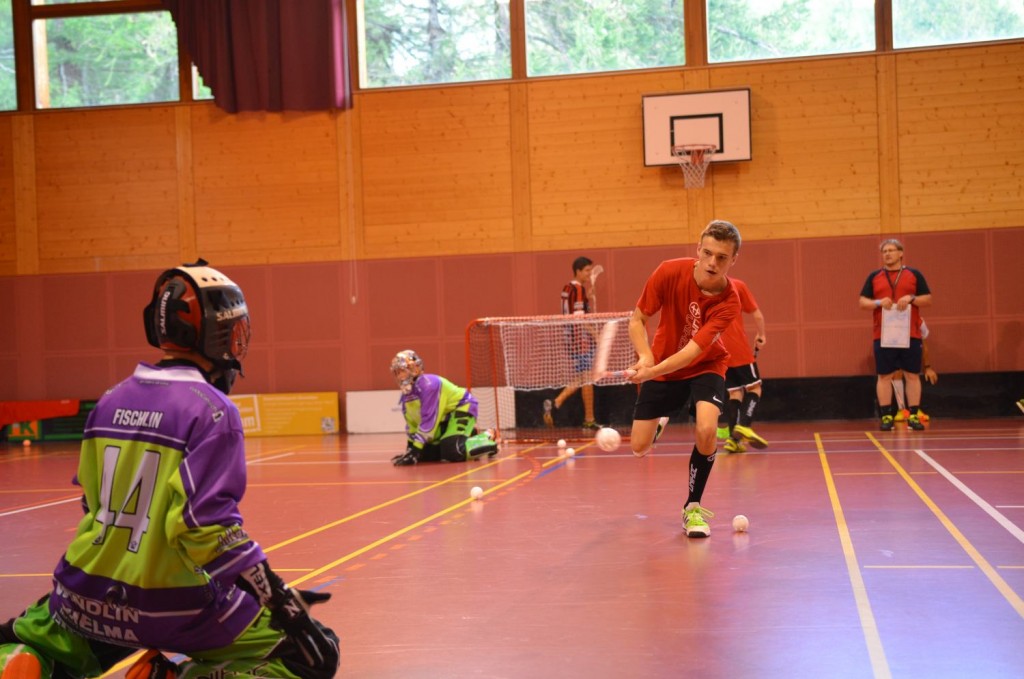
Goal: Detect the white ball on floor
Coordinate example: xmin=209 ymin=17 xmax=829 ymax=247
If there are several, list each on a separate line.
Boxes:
xmin=732 ymin=514 xmax=749 ymax=532
xmin=470 ymin=486 xmax=483 ymax=500
xmin=557 ymin=439 xmax=567 ymax=448
xmin=565 ymin=447 xmax=575 ymax=457
xmin=22 ymin=439 xmax=31 ymax=447
xmin=595 ymin=427 xmax=621 ymax=452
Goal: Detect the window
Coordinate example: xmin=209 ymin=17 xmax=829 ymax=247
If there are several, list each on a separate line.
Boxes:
xmin=707 ymin=0 xmax=874 ymax=63
xmin=359 ymin=0 xmax=511 ymax=88
xmin=893 ymin=0 xmax=1024 ymax=49
xmin=34 ymin=11 xmax=179 ymax=109
xmin=191 ymin=64 xmax=212 ymax=101
xmin=525 ymin=0 xmax=685 ymax=77
xmin=0 ymin=0 xmax=13 ymax=111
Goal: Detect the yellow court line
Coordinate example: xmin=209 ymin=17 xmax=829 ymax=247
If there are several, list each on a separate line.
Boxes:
xmin=285 ymin=444 xmax=565 ymax=588
xmin=866 ymin=433 xmax=1024 ymax=619
xmin=264 ymin=445 xmax=549 ymax=554
xmin=815 ymin=432 xmax=892 ymax=679
xmin=102 ymin=444 xmax=556 ymax=676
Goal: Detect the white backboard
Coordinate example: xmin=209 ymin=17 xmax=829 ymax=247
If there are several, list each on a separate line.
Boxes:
xmin=642 ymin=88 xmax=752 ymax=166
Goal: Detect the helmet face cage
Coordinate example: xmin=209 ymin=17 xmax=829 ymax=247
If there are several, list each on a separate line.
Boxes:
xmin=390 ymin=350 xmax=423 ymax=394
xmin=145 ymin=263 xmax=250 ymax=370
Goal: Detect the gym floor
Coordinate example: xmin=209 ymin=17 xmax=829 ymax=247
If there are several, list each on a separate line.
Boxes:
xmin=2 ymin=418 xmax=1023 ymax=678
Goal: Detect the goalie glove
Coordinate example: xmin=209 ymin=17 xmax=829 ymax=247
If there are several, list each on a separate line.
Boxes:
xmin=238 ymin=561 xmax=338 ymax=670
xmin=392 ymin=441 xmax=421 ymax=466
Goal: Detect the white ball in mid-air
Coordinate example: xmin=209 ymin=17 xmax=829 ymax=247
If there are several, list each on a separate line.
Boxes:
xmin=470 ymin=486 xmax=484 ymax=500
xmin=595 ymin=427 xmax=622 ymax=452
xmin=557 ymin=439 xmax=567 ymax=449
xmin=732 ymin=514 xmax=750 ymax=532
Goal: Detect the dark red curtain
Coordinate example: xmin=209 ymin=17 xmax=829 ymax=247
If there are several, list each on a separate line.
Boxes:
xmin=161 ymin=0 xmax=351 ymax=113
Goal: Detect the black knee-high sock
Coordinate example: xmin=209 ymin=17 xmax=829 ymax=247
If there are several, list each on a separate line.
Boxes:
xmin=686 ymin=445 xmax=716 ymax=506
xmin=740 ymin=391 xmax=761 ymax=427
xmin=727 ymin=398 xmax=740 ymax=431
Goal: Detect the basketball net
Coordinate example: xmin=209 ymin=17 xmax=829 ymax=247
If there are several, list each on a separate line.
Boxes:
xmin=671 ymin=144 xmax=716 ymax=189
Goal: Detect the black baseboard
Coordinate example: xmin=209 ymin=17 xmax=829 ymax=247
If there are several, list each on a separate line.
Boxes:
xmin=515 ymin=372 xmax=1024 ymax=427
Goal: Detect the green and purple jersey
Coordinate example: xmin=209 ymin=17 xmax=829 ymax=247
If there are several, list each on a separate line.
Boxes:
xmin=49 ymin=362 xmax=266 ymax=651
xmin=400 ymin=374 xmax=476 ymax=448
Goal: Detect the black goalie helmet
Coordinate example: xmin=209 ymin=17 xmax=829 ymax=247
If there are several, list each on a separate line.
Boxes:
xmin=143 ymin=260 xmax=251 ymax=393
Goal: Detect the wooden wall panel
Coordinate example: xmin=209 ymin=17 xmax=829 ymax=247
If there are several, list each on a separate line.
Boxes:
xmin=358 ymin=85 xmax=516 ymax=258
xmin=33 ymin=109 xmax=179 ymax=273
xmin=527 ymin=72 xmax=692 ymax=251
xmin=189 ymin=107 xmax=344 ymax=265
xmin=0 ymin=117 xmax=13 ymax=276
xmin=710 ymin=57 xmax=883 ymax=241
xmin=896 ymin=44 xmax=1024 ymax=231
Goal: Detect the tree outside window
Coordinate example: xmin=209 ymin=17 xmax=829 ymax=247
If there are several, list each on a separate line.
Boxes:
xmin=360 ymin=0 xmax=511 ymax=88
xmin=34 ymin=12 xmax=178 ymax=109
xmin=893 ymin=0 xmax=1024 ymax=49
xmin=707 ymin=0 xmax=874 ymax=63
xmin=0 ymin=0 xmax=14 ymax=111
xmin=525 ymin=0 xmax=685 ymax=77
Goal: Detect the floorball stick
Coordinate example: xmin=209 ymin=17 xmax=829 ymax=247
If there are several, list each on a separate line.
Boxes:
xmin=592 ymin=320 xmax=635 ymax=381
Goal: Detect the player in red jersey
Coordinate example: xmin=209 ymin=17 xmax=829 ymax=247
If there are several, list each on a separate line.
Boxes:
xmin=858 ymin=238 xmax=932 ymax=431
xmin=543 ymin=256 xmax=601 ymax=429
xmin=717 ymin=277 xmax=768 ymax=453
xmin=626 ymin=220 xmax=742 ymax=537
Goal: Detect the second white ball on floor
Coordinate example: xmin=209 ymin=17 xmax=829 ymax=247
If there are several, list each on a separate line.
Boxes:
xmin=732 ymin=514 xmax=749 ymax=532
xmin=470 ymin=486 xmax=483 ymax=500
xmin=595 ymin=427 xmax=622 ymax=452
xmin=557 ymin=439 xmax=567 ymax=448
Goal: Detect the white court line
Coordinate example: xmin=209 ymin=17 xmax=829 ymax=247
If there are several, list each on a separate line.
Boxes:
xmin=246 ymin=451 xmax=296 ymax=464
xmin=915 ymin=449 xmax=1024 ymax=546
xmin=2 ymin=450 xmax=297 ymax=517
xmin=0 ymin=497 xmax=78 ymax=518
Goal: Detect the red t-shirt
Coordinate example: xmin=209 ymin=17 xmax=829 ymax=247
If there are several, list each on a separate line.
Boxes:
xmin=561 ymin=280 xmax=589 ymax=315
xmin=860 ymin=266 xmax=930 ymax=340
xmin=720 ymin=278 xmax=758 ymax=367
xmin=636 ymin=258 xmax=740 ymax=380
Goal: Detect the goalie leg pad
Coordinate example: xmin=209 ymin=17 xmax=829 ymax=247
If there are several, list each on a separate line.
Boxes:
xmin=464 ymin=433 xmax=498 ymax=460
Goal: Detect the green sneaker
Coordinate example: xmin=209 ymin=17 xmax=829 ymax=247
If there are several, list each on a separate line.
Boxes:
xmin=716 ymin=426 xmax=730 ymax=440
xmin=1016 ymin=398 xmax=1024 ymax=414
xmin=880 ymin=414 xmax=894 ymax=431
xmin=907 ymin=414 xmax=925 ymax=431
xmin=723 ymin=437 xmax=746 ymax=454
xmin=682 ymin=502 xmax=714 ymax=537
xmin=733 ymin=424 xmax=768 ymax=449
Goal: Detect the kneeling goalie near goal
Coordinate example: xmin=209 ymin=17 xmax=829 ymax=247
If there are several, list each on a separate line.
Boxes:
xmin=390 ymin=350 xmax=500 ymax=466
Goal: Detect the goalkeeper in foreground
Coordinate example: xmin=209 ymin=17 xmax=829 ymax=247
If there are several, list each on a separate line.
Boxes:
xmin=0 ymin=262 xmax=338 ymax=679
xmin=390 ymin=350 xmax=500 ymax=466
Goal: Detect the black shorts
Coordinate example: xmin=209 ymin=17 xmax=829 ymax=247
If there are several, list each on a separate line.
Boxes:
xmin=633 ymin=372 xmax=726 ymax=420
xmin=725 ymin=363 xmax=761 ymax=391
xmin=873 ymin=338 xmax=923 ymax=375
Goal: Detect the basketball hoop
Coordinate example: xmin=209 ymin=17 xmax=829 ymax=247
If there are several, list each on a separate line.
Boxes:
xmin=671 ymin=144 xmax=716 ymax=189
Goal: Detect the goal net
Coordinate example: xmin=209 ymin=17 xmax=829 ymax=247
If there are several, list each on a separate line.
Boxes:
xmin=465 ymin=312 xmax=638 ymax=442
